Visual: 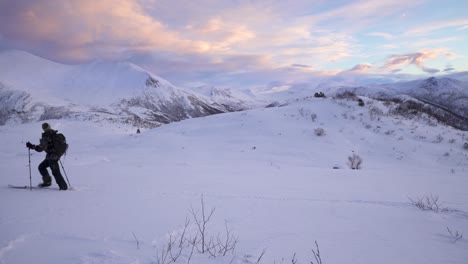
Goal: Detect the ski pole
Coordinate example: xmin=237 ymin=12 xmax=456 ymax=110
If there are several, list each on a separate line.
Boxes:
xmin=28 ymin=148 xmax=32 ymax=191
xmin=59 ymin=160 xmax=72 ymax=188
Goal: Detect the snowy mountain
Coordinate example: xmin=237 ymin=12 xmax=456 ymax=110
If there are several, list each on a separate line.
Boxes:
xmin=290 ymin=77 xmax=468 ymax=130
xmin=0 ymin=50 xmax=257 ymax=127
xmin=1 ymin=50 xmax=467 ymax=131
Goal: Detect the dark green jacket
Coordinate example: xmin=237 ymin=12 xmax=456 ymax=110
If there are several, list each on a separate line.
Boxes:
xmin=35 ymin=130 xmax=60 ymax=160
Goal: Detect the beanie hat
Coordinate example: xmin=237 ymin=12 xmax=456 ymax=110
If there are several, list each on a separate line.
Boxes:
xmin=42 ymin=123 xmax=51 ymax=131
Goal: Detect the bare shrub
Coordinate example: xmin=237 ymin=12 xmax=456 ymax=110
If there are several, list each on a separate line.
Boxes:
xmin=132 ymin=232 xmax=140 ymax=250
xmin=409 ymin=194 xmax=449 ymax=212
xmin=369 ymin=106 xmax=384 ymax=121
xmin=314 ymin=128 xmax=326 ymax=136
xmin=334 ymin=91 xmax=357 ymax=100
xmin=190 ymin=195 xmax=238 ymax=257
xmin=156 ymin=195 xmax=238 ymax=264
xmin=348 ymin=153 xmax=363 ymax=170
xmin=433 ymin=134 xmax=444 ymax=143
xmin=464 ymin=142 xmax=468 ymax=150
xmin=447 ymin=227 xmax=463 ymax=243
xmin=190 ymin=196 xmax=216 ymax=254
xmin=205 ymin=221 xmax=238 ymax=257
xmin=311 ymin=241 xmax=323 ymax=264
xmin=255 ymin=249 xmax=267 ymax=264
xmin=156 ymin=217 xmax=191 ymax=264
xmin=269 ymin=241 xmax=324 ymax=264
xmin=311 ymin=113 xmax=317 ymax=122
xmin=298 ymin=108 xmax=308 ymax=118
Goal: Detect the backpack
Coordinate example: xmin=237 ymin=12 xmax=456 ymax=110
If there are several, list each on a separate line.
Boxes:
xmin=52 ymin=133 xmax=68 ymax=157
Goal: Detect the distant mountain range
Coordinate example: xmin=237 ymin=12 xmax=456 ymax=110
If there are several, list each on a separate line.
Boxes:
xmin=0 ymin=50 xmax=258 ymax=127
xmin=0 ymin=49 xmax=467 ymax=130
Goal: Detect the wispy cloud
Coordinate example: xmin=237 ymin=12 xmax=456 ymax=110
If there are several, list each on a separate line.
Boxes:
xmin=346 ymin=63 xmax=373 ymax=73
xmin=303 ymin=0 xmax=422 ymax=29
xmin=405 ymin=18 xmax=468 ymax=36
xmin=382 ymin=49 xmax=455 ymax=74
xmin=367 ymin=32 xmax=397 ymax=40
xmin=408 ymin=37 xmax=461 ymax=47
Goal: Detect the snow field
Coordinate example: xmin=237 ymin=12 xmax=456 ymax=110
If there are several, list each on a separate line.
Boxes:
xmin=0 ymin=97 xmax=467 ymax=264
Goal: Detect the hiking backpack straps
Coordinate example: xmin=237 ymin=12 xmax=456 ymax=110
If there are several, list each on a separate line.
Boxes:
xmin=52 ymin=132 xmax=68 ymax=157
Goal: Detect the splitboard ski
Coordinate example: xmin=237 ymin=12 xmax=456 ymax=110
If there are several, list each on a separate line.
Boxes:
xmin=7 ymin=185 xmax=73 ymax=191
xmin=8 ymin=185 xmax=54 ymax=190
xmin=8 ymin=185 xmax=34 ymax=189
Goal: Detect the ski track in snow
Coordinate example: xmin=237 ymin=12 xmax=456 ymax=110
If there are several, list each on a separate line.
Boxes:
xmin=0 ymin=234 xmax=31 ymax=264
xmin=159 ymin=191 xmax=468 ymax=221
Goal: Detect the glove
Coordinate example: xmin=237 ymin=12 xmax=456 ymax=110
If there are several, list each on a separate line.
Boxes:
xmin=26 ymin=142 xmax=34 ymax=149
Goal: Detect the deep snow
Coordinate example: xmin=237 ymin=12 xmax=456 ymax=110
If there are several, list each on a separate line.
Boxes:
xmin=1 ymin=97 xmax=467 ymax=264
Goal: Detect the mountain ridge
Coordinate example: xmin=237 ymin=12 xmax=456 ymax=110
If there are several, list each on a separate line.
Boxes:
xmin=1 ymin=49 xmax=467 ymax=130
xmin=0 ymin=50 xmax=257 ymax=127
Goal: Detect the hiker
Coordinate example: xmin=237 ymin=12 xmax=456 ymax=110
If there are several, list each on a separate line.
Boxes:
xmin=26 ymin=123 xmax=68 ymax=190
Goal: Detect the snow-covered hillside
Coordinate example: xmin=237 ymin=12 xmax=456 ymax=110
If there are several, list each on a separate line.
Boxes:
xmin=303 ymin=77 xmax=468 ymax=131
xmin=0 ymin=50 xmax=258 ymax=127
xmin=1 ymin=96 xmax=467 ymax=264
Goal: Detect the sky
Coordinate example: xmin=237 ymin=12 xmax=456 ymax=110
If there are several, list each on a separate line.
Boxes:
xmin=0 ymin=0 xmax=467 ymax=88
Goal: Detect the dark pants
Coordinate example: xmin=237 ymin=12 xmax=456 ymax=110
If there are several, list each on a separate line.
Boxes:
xmin=38 ymin=159 xmax=67 ymax=189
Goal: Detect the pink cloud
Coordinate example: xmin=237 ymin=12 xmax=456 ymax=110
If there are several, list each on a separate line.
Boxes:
xmin=382 ymin=49 xmax=455 ymax=73
xmin=0 ymin=0 xmax=210 ymax=62
xmin=347 ymin=63 xmax=373 ymax=73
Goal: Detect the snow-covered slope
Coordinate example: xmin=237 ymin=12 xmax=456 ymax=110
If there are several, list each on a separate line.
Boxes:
xmin=385 ymin=77 xmax=468 ymax=118
xmin=0 ymin=50 xmax=256 ymax=127
xmin=266 ymin=77 xmax=468 ymax=130
xmin=1 ymin=96 xmax=467 ymax=264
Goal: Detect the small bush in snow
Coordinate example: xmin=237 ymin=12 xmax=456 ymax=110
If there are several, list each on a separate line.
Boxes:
xmin=314 ymin=128 xmax=326 ymax=136
xmin=448 ymin=138 xmax=455 ymax=144
xmin=464 ymin=142 xmax=468 ymax=150
xmin=433 ymin=134 xmax=444 ymax=143
xmin=314 ymin=92 xmax=326 ymax=98
xmin=299 ymin=108 xmax=308 ymax=117
xmin=358 ymin=98 xmax=365 ymax=107
xmin=347 ymin=153 xmax=363 ymax=170
xmin=409 ymin=194 xmax=448 ymax=212
xmin=447 ymin=227 xmax=463 ymax=243
xmin=334 ymin=91 xmax=357 ymax=100
xmin=368 ymin=106 xmax=384 ymax=121
xmin=311 ymin=113 xmax=317 ymax=122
